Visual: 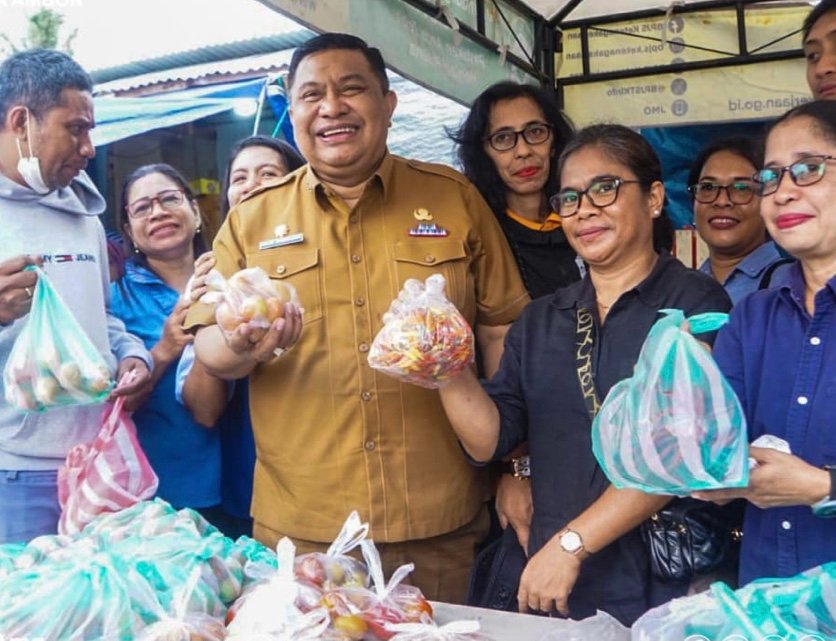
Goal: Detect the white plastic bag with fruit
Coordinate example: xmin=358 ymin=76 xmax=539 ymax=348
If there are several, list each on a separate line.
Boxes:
xmin=227 ymin=537 xmax=331 ymax=641
xmin=3 ymin=266 xmax=113 ymax=411
xmin=198 ymin=267 xmax=299 ymax=342
xmin=136 ymin=567 xmax=227 ymax=641
xmin=294 ymin=511 xmax=371 ymax=590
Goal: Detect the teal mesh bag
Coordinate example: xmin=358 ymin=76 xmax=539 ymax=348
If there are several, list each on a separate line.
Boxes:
xmin=632 ymin=562 xmax=836 ymax=640
xmin=591 ymin=309 xmax=749 ymax=495
xmin=3 ymin=266 xmax=113 ymax=411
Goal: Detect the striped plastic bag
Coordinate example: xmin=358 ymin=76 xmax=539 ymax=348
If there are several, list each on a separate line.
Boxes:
xmin=57 ymin=394 xmax=159 ymax=535
xmin=591 ymin=309 xmax=749 ymax=496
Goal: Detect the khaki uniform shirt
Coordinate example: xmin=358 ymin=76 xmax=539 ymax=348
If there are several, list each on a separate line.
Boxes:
xmin=186 ymin=153 xmax=530 ymax=542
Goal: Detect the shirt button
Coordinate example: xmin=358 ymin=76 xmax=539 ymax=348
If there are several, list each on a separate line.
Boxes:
xmin=364 ymin=440 xmax=376 ymax=451
xmin=781 ymin=520 xmax=792 ymax=530
xmin=797 ymin=396 xmax=809 ymax=405
xmin=361 ymin=391 xmax=372 ymax=401
xmin=355 ymin=297 xmax=365 ymax=306
xmin=276 ymin=265 xmax=286 ymax=275
xmin=425 ymin=255 xmax=436 ymax=263
xmin=351 ymin=255 xmax=362 ymax=263
xmin=358 ymin=342 xmax=369 ymax=353
xmin=349 ymin=215 xmax=358 ymax=224
xmin=810 ymin=336 xmax=821 ymax=346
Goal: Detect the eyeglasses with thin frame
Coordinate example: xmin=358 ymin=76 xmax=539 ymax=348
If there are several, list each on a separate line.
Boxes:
xmin=754 ymin=155 xmax=836 ymax=196
xmin=126 ymin=189 xmax=186 ymax=219
xmin=687 ymin=180 xmax=757 ymax=205
xmin=484 ymin=122 xmax=552 ymax=152
xmin=550 ymin=177 xmax=642 ymax=218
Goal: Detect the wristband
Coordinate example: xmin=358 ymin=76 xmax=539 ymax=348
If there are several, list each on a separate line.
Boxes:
xmin=811 ymin=465 xmax=836 ymax=518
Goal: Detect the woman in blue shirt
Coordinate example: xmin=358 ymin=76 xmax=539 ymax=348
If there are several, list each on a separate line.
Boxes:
xmin=177 ymin=136 xmax=305 ymax=539
xmin=696 ymin=101 xmax=836 ymax=584
xmin=110 ymin=163 xmax=222 ymax=518
xmin=688 ymin=135 xmax=792 ymax=304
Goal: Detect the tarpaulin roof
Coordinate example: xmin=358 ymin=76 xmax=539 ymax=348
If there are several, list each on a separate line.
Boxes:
xmin=91 ymin=77 xmax=267 ymax=147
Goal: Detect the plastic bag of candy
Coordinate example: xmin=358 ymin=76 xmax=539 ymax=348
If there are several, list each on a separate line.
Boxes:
xmin=293 ymin=511 xmax=370 ymax=590
xmin=591 ymin=309 xmax=749 ymax=495
xmin=3 ymin=266 xmax=113 ymax=411
xmin=135 ymin=567 xmax=227 ymax=641
xmin=387 ymin=620 xmax=492 ymax=641
xmin=368 ymin=274 xmax=474 ymax=389
xmin=199 ymin=266 xmax=299 ymax=342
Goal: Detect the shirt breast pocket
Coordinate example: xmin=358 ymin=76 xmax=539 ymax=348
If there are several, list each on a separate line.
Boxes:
xmin=392 ymin=240 xmax=470 ymax=310
xmin=247 ymin=248 xmax=323 ymax=323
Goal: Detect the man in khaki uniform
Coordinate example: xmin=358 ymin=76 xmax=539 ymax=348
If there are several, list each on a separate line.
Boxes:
xmin=188 ymin=33 xmax=530 ymax=603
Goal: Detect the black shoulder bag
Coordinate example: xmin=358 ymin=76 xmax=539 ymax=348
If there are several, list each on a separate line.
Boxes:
xmin=575 ymin=306 xmax=742 ymax=584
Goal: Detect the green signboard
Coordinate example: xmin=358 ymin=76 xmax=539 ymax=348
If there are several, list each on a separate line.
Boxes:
xmin=261 ymin=0 xmax=538 ymax=105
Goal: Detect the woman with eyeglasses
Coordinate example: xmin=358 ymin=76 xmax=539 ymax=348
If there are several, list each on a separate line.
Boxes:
xmin=449 ymin=83 xmax=581 ymax=564
xmin=688 ymin=136 xmax=793 ymax=303
xmin=450 ymin=82 xmax=580 ymax=299
xmin=109 ymin=163 xmax=222 ymax=521
xmin=438 ymin=124 xmax=730 ymax=624
xmin=693 ymin=101 xmax=836 ymax=584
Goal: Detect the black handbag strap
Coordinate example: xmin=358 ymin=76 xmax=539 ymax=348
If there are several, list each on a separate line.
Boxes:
xmin=575 ymin=307 xmax=601 ymax=420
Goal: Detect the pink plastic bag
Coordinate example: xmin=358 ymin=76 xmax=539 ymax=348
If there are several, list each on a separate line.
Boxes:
xmin=57 ymin=395 xmax=159 ymax=535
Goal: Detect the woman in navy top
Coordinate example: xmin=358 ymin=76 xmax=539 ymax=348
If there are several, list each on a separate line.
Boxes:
xmin=696 ymin=101 xmax=836 ymax=584
xmin=439 ymin=125 xmax=730 ymax=625
xmin=110 ymin=164 xmax=222 ymax=517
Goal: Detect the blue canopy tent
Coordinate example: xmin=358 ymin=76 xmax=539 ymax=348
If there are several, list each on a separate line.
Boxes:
xmin=91 ymin=77 xmax=292 ymax=147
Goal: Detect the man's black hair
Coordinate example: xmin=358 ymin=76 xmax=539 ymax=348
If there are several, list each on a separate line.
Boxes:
xmin=0 ymin=48 xmax=93 ymax=122
xmin=803 ymin=0 xmax=836 ymax=41
xmin=287 ymin=32 xmax=389 ymax=93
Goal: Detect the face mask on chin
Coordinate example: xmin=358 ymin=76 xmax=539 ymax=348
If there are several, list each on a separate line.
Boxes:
xmin=15 ymin=110 xmax=51 ymax=195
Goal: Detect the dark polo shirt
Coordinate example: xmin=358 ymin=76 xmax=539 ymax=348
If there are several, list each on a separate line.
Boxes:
xmin=484 ymin=251 xmax=731 ymax=623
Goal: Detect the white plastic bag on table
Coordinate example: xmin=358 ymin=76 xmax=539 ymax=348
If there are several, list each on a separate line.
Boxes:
xmin=591 ymin=309 xmax=749 ymax=495
xmin=294 ymin=510 xmax=370 ymax=590
xmin=3 ymin=266 xmax=113 ymax=411
xmin=359 ymin=539 xmax=432 ymax=640
xmin=227 ymin=537 xmax=330 ymax=640
xmin=368 ymin=274 xmax=474 ymax=389
xmin=536 ymin=610 xmax=630 ymax=641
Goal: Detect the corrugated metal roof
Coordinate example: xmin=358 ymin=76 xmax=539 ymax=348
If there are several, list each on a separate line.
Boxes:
xmin=90 ymin=29 xmax=314 ymax=86
xmin=94 ymin=50 xmax=296 ymax=95
xmin=92 ymin=29 xmax=468 ymax=166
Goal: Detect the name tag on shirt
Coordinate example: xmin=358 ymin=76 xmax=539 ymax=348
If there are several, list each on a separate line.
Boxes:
xmin=259 ymin=233 xmax=304 ymax=250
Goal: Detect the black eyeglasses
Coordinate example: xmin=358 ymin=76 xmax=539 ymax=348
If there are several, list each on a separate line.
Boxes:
xmin=754 ymin=155 xmax=836 ymax=196
xmin=549 ymin=177 xmax=641 ymax=217
xmin=688 ymin=180 xmax=757 ymax=205
xmin=484 ymin=122 xmax=552 ymax=152
xmin=126 ymin=189 xmax=186 ymax=219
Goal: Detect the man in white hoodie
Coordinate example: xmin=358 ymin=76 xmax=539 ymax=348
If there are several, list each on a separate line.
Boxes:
xmin=0 ymin=49 xmax=152 ymax=543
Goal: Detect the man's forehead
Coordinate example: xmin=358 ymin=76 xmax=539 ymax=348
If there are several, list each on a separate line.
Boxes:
xmin=294 ymin=49 xmax=375 ymax=79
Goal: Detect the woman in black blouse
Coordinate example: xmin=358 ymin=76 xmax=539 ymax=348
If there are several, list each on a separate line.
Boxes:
xmin=450 ymin=82 xmax=580 ymax=298
xmin=439 ymin=124 xmax=730 ymax=625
